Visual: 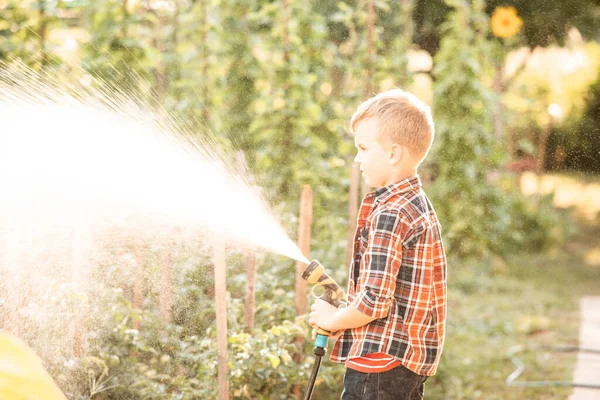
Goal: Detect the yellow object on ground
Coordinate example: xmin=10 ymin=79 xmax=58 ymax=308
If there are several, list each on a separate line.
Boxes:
xmin=0 ymin=331 xmax=66 ymax=400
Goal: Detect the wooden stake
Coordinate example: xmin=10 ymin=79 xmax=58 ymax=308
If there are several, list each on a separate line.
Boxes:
xmin=71 ymin=225 xmax=92 ymax=357
xmin=363 ymin=0 xmax=375 ymax=200
xmin=200 ymin=0 xmax=210 ymax=123
xmin=158 ymin=243 xmax=173 ymax=324
xmin=2 ymin=220 xmax=23 ymax=336
xmin=295 ymin=185 xmax=313 ymax=316
xmin=213 ymin=241 xmax=229 ymax=400
xmin=293 ymin=185 xmax=313 ymax=398
xmin=365 ymin=0 xmax=375 ymax=97
xmin=132 ymin=241 xmax=145 ymax=331
xmin=346 ymin=163 xmax=360 ymax=267
xmin=234 ymin=151 xmax=257 ymax=332
xmin=243 ymin=251 xmax=256 ymax=331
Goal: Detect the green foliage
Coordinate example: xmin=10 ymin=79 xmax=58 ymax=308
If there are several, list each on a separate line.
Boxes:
xmin=485 ymin=0 xmax=599 ymax=47
xmin=70 ymin=284 xmax=341 ymax=400
xmin=414 ymin=0 xmax=599 ymax=54
xmin=428 ymin=224 xmax=600 ymax=399
xmin=429 ymin=0 xmax=506 ymax=257
xmin=548 ymin=75 xmax=600 ymax=173
xmin=0 ymin=0 xmax=68 ymax=68
xmin=1 ymin=1 xmax=595 ymax=399
xmin=428 ymin=0 xmax=567 ymax=259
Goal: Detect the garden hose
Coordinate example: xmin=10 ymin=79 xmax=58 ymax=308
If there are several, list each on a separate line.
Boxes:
xmin=506 ymin=345 xmax=600 ymax=389
xmin=301 ymin=260 xmax=347 ymax=400
xmin=304 ymin=339 xmax=327 ymax=400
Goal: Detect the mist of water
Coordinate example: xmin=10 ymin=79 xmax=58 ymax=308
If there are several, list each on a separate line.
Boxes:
xmin=0 ymin=62 xmax=308 ymax=263
xmin=0 ymin=62 xmax=309 ymax=383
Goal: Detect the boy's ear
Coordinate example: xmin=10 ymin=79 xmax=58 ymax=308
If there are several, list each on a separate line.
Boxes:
xmin=389 ymin=143 xmax=403 ymax=165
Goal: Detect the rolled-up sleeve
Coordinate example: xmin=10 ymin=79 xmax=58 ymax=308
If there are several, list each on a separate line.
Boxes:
xmin=354 ymin=209 xmax=408 ymax=319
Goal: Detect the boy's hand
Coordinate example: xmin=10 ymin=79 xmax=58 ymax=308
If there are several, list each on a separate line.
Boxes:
xmin=309 ymin=299 xmax=340 ymax=332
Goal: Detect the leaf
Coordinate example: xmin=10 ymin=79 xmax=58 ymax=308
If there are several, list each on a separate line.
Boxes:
xmin=266 ymin=354 xmax=280 ymax=369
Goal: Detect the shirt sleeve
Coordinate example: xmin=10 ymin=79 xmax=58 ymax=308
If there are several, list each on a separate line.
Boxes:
xmin=353 ymin=208 xmax=408 ymax=319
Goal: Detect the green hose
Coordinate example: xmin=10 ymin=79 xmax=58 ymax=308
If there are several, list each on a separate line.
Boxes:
xmin=506 ymin=345 xmax=600 ymax=389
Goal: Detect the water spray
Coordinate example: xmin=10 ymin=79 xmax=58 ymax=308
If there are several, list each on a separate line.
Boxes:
xmin=301 ymin=260 xmax=346 ymax=400
xmin=0 ymin=61 xmax=309 ymax=395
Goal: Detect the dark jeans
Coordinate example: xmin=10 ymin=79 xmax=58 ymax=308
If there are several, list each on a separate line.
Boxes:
xmin=341 ymin=365 xmax=428 ymax=400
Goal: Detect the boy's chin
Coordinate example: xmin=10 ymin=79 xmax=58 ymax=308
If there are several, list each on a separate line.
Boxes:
xmin=363 ymin=177 xmax=376 ymax=189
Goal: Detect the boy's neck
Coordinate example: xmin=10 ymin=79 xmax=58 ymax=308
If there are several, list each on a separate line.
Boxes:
xmin=383 ymin=166 xmax=417 ymax=187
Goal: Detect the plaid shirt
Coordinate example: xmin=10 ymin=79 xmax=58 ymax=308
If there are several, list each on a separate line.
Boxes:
xmin=330 ymin=175 xmax=447 ymax=376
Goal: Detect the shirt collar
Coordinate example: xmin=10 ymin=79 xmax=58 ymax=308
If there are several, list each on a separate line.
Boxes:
xmin=372 ymin=175 xmax=422 ymax=204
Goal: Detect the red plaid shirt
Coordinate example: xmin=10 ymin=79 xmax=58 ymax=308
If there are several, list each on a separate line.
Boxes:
xmin=330 ymin=175 xmax=447 ymax=376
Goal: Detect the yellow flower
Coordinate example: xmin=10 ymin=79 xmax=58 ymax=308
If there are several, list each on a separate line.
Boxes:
xmin=491 ymin=7 xmax=523 ymax=39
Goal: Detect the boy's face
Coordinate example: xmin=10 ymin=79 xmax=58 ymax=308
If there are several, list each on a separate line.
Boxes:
xmin=353 ymin=118 xmax=392 ymax=188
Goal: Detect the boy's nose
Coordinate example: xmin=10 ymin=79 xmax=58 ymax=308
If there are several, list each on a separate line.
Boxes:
xmin=353 ymin=154 xmax=360 ymax=164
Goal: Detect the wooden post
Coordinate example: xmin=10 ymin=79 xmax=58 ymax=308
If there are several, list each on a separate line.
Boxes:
xmin=293 ymin=184 xmax=313 ymax=398
xmin=200 ymin=0 xmax=210 ymax=123
xmin=158 ymin=243 xmax=173 ymax=324
xmin=235 ymin=151 xmax=257 ymax=332
xmin=365 ymin=0 xmax=375 ymax=97
xmin=71 ymin=224 xmax=92 ymax=357
xmin=346 ymin=163 xmax=360 ymax=267
xmin=132 ymin=241 xmax=145 ymax=331
xmin=243 ymin=252 xmax=256 ymax=331
xmin=213 ymin=241 xmax=229 ymax=400
xmin=2 ymin=221 xmax=23 ymax=336
xmin=295 ymin=185 xmax=313 ymax=316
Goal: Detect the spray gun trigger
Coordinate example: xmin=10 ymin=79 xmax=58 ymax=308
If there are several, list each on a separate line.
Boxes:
xmin=311 ymin=283 xmax=325 ymax=298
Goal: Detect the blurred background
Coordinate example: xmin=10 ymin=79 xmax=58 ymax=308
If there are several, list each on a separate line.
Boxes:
xmin=0 ymin=0 xmax=599 ymax=399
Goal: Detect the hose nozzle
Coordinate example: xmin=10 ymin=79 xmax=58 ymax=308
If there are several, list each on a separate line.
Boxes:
xmin=302 ymin=260 xmax=346 ymax=309
xmin=302 ymin=260 xmax=347 ymax=345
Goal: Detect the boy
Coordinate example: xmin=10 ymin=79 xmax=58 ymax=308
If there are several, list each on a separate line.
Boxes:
xmin=309 ymin=89 xmax=447 ymax=399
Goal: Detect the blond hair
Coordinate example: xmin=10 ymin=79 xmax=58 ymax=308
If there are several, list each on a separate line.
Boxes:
xmin=350 ymin=89 xmax=434 ymax=163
